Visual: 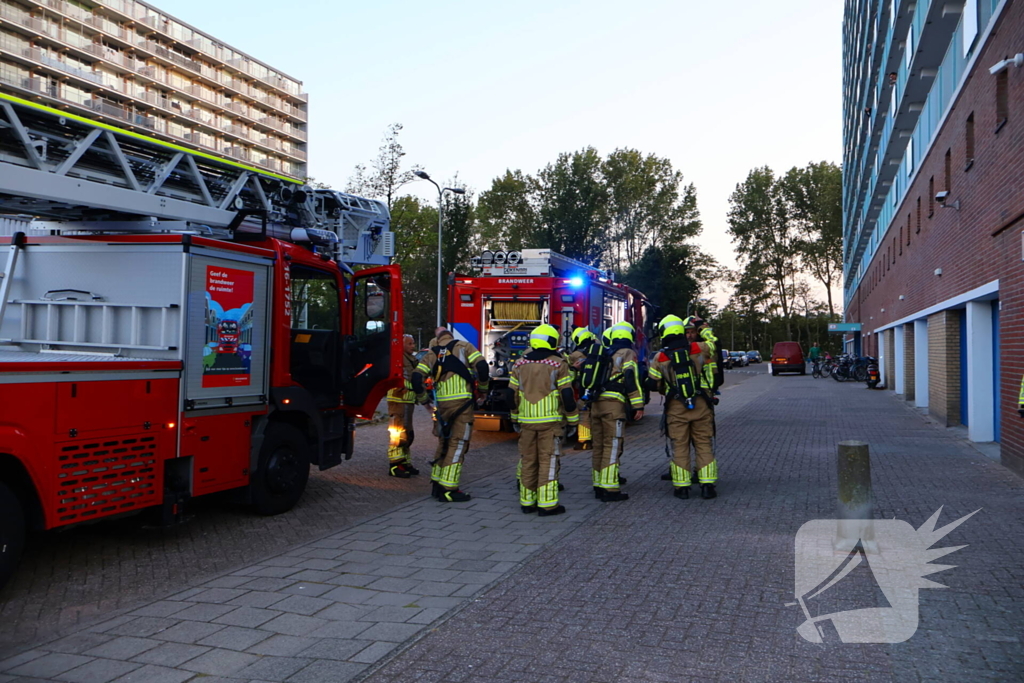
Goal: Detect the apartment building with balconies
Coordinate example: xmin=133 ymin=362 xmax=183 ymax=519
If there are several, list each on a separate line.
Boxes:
xmin=0 ymin=0 xmax=307 ymax=178
xmin=842 ymin=0 xmax=1024 ymax=477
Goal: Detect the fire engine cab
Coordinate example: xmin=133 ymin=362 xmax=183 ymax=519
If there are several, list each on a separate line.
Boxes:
xmin=0 ymin=93 xmax=404 ymax=588
xmin=447 ymin=249 xmax=654 ymax=430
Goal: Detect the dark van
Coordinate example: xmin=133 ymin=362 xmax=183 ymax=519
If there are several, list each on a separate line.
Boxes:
xmin=771 ymin=342 xmax=805 ymax=376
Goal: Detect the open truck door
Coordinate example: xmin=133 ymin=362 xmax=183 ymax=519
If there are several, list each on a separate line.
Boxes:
xmin=341 ymin=265 xmax=404 ymax=420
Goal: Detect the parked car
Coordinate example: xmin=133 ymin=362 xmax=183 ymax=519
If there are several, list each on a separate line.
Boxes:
xmin=746 ymin=350 xmax=762 ymax=363
xmin=728 ymin=351 xmax=749 ymax=368
xmin=771 ymin=341 xmax=805 ymax=376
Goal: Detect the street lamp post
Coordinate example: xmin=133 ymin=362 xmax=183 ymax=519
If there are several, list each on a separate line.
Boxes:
xmin=414 ymin=170 xmax=465 ymax=327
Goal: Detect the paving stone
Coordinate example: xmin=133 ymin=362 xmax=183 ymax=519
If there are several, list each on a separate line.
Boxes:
xmin=364 ymin=577 xmax=421 ymax=593
xmin=306 ymin=621 xmax=374 ymax=640
xmin=351 ymin=640 xmax=399 ymax=664
xmin=222 ymin=590 xmax=288 ymax=609
xmin=178 ymin=648 xmax=259 ymax=676
xmin=196 ymin=625 xmax=272 ymax=651
xmin=5 ymin=653 xmax=93 ymax=678
xmin=267 ymin=594 xmax=333 ymax=615
xmin=286 ymin=570 xmax=339 ymax=583
xmin=103 ymin=617 xmax=179 ymax=638
xmin=108 ymin=663 xmax=194 ymax=683
xmin=245 ymin=635 xmax=320 ymax=657
xmin=287 ymin=659 xmax=368 ymax=683
xmin=364 ymin=592 xmax=422 ymax=607
xmin=358 ymin=605 xmax=424 ymax=623
xmin=82 ymin=637 xmax=161 ymax=660
xmin=239 ymin=577 xmax=298 ymax=592
xmin=212 ymin=606 xmax=282 ymax=628
xmin=411 ymin=580 xmax=461 ymax=597
xmin=58 ymin=658 xmax=141 ymax=683
xmin=44 ymin=633 xmax=115 ymax=655
xmin=130 ymin=642 xmax=210 ymax=668
xmin=294 ymin=639 xmax=368 ymax=661
xmin=258 ymin=613 xmax=329 ymax=637
xmin=406 ymin=608 xmax=451 ymax=625
xmin=187 ymin=588 xmax=250 ymax=604
xmin=319 ymin=586 xmax=378 ymax=604
xmin=125 ymin=602 xmax=191 ymax=619
xmin=235 ymin=655 xmax=312 ymax=681
xmin=312 ymin=603 xmax=372 ymax=622
xmin=355 ymin=622 xmax=425 ymax=642
xmin=199 ymin=575 xmax=254 ymax=589
xmin=325 ymin=573 xmax=377 ymax=588
xmin=151 ymin=622 xmax=225 ymax=644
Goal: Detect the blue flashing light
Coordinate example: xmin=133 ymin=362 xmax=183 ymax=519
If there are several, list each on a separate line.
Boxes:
xmin=569 ymin=276 xmax=584 ymax=288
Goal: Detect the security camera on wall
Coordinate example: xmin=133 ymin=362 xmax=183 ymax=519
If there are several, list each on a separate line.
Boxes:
xmin=935 ymin=190 xmax=950 ymax=204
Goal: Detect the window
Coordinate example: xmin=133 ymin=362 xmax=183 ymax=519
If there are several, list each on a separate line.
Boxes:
xmin=945 ymin=149 xmax=952 ymax=191
xmin=965 ymin=113 xmax=975 ymax=169
xmin=996 ymin=70 xmax=1008 ymax=130
xmin=899 ymin=227 xmax=904 ymax=255
xmin=291 ymin=266 xmax=339 ymax=332
xmin=907 ymin=138 xmax=914 ymax=176
xmin=892 ymin=238 xmax=896 ymax=263
xmin=963 ymin=0 xmax=978 ymax=57
xmin=915 ymin=199 xmax=921 ymax=235
xmin=928 ymin=177 xmax=935 ymax=217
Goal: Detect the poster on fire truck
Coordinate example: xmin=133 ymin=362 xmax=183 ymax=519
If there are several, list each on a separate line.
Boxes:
xmin=202 ymin=266 xmax=255 ymax=388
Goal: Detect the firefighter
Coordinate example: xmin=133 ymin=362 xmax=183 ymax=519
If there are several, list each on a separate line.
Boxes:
xmin=386 ymin=334 xmax=421 ymax=478
xmin=648 ymin=315 xmax=718 ymax=499
xmin=412 ymin=327 xmax=489 ymax=502
xmin=590 ymin=323 xmax=643 ymax=502
xmin=569 ymin=327 xmax=598 ymax=451
xmin=510 ymin=324 xmax=579 ymax=516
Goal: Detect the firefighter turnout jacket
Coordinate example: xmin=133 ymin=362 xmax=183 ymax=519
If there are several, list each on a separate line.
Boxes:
xmin=387 ymin=350 xmax=419 ymax=404
xmin=412 ymin=332 xmax=489 ymax=405
xmin=599 ymin=342 xmax=645 ymax=409
xmin=510 ymin=349 xmax=580 ymax=426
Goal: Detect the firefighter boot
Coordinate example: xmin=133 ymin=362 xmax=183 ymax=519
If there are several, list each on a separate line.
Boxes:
xmin=674 ymin=487 xmax=690 ymax=499
xmin=594 ymin=487 xmax=603 ymax=499
xmin=701 ymin=483 xmax=718 ymax=499
xmin=431 ymin=481 xmax=443 ymax=499
xmin=599 ymin=490 xmax=630 ymax=503
xmin=389 ymin=463 xmax=412 ymax=479
xmin=575 ymin=441 xmax=593 ymax=451
xmin=538 ymin=505 xmax=566 ymax=517
xmin=521 ymin=504 xmax=538 ymax=514
xmin=618 ymin=476 xmax=628 ymax=485
xmin=440 ymin=489 xmax=472 ymax=503
xmin=661 ymin=472 xmax=672 ymax=481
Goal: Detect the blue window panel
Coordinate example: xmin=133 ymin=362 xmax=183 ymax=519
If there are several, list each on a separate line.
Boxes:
xmin=960 ymin=309 xmax=968 ymax=427
xmin=993 ymin=301 xmax=1000 ymax=442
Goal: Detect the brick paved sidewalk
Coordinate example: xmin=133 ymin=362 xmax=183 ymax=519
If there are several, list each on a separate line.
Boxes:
xmin=367 ymin=372 xmax=1024 ymax=682
xmin=0 ymin=372 xmax=758 ymax=682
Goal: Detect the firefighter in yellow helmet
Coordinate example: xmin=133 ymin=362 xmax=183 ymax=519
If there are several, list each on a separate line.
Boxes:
xmin=412 ymin=327 xmax=490 ymax=502
xmin=386 ymin=334 xmax=422 ymax=478
xmin=648 ymin=314 xmax=718 ymax=499
xmin=568 ymin=327 xmax=598 ymax=451
xmin=589 ymin=323 xmax=644 ymax=502
xmin=510 ymin=324 xmax=579 ymax=515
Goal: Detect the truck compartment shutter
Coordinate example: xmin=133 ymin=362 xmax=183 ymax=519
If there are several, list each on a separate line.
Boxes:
xmin=491 ymin=301 xmax=542 ymax=325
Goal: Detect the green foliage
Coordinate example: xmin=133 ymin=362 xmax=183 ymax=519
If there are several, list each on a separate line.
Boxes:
xmin=537 ymin=147 xmax=609 ymax=263
xmin=389 ymin=195 xmax=438 ymax=336
xmin=476 ymin=170 xmax=541 ymax=250
xmin=781 ymin=161 xmax=843 ymax=316
xmin=620 ymin=244 xmax=719 ymax=320
xmin=346 ymin=123 xmax=421 ymax=211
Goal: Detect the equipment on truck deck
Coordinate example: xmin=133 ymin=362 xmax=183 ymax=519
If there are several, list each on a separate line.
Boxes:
xmin=448 ymin=248 xmax=654 ymax=431
xmin=0 ymin=95 xmax=406 ymax=590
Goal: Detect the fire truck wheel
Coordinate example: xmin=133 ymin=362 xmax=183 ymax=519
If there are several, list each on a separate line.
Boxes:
xmin=0 ymin=481 xmax=26 ymax=590
xmin=251 ymin=424 xmax=311 ymax=516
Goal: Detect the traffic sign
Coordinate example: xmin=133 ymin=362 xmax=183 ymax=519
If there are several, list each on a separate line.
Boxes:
xmin=828 ymin=322 xmax=862 ymax=333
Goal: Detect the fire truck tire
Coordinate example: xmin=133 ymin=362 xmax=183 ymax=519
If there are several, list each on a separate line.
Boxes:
xmin=251 ymin=424 xmax=311 ymax=516
xmin=0 ymin=481 xmax=26 ymax=590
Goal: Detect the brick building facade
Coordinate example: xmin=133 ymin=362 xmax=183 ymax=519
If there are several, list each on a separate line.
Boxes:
xmin=843 ymin=0 xmax=1024 ymax=476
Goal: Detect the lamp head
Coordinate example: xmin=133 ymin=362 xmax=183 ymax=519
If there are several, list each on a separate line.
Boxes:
xmin=448 ymin=187 xmax=466 ymax=195
xmin=413 ymin=170 xmax=431 ymax=180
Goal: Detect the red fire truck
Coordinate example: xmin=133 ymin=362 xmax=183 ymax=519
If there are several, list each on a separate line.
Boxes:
xmin=447 ymin=249 xmax=654 ymax=430
xmin=0 ymin=94 xmax=404 ymax=588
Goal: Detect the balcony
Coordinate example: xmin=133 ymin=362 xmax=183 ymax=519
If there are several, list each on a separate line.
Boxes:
xmin=20 ymin=47 xmax=103 ymax=86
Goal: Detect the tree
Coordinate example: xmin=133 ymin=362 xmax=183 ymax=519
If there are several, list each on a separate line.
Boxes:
xmin=727 ymin=167 xmax=798 ymax=337
xmin=782 ymin=161 xmax=843 ymax=317
xmin=346 ymin=123 xmax=421 ymax=211
xmin=537 ymin=147 xmax=609 ymax=264
xmin=389 ymin=195 xmax=438 ymax=337
xmin=475 ymin=170 xmax=541 ymax=250
xmin=602 ymin=148 xmax=701 ymax=270
xmin=620 ymin=244 xmax=720 ymax=321
xmin=439 ymin=178 xmax=476 ymax=320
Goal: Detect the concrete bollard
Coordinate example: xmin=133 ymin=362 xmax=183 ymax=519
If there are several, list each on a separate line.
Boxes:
xmin=835 ymin=440 xmax=875 ymax=552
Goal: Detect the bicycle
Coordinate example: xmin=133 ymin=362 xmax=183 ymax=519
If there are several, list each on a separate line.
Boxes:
xmin=811 ymin=358 xmax=823 ymax=378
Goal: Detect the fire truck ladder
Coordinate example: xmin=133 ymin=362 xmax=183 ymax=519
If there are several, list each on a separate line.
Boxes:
xmin=0 ymin=92 xmax=392 ymax=263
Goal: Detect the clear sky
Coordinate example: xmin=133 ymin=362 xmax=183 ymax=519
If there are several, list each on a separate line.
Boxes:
xmin=166 ymin=0 xmax=843 ymax=278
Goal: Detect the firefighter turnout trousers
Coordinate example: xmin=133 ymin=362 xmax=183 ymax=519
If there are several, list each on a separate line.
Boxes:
xmin=432 ymin=401 xmax=474 ymax=491
xmin=387 ymin=401 xmax=415 ymax=466
xmin=518 ymin=423 xmax=563 ymax=509
xmin=590 ymin=398 xmax=626 ymax=491
xmin=665 ymin=395 xmax=718 ymax=487
xmin=577 ymin=401 xmax=592 ymax=444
